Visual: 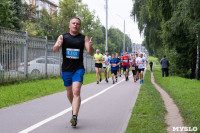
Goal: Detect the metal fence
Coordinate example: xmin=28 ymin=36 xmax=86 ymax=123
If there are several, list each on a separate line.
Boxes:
xmin=0 ymin=26 xmax=95 ymax=84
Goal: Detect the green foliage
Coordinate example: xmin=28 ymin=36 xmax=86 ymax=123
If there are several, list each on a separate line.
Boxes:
xmin=0 ymin=0 xmax=18 ymax=28
xmin=131 ymin=0 xmax=200 ymax=79
xmin=1 ymin=0 xmax=132 ymax=54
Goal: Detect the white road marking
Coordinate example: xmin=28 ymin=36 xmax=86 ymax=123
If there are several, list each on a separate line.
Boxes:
xmin=18 ymin=78 xmax=126 ymax=133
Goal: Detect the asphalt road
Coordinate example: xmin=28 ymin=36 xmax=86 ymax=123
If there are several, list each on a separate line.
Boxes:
xmin=0 ymin=75 xmax=141 ymax=133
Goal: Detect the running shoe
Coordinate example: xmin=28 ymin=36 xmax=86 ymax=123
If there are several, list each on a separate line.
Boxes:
xmin=106 ymin=79 xmax=108 ymax=83
xmin=141 ymin=80 xmax=143 ymax=83
xmin=113 ymin=80 xmax=115 ymax=84
xmin=120 ymin=74 xmax=121 ymax=77
xmin=140 ymin=80 xmax=142 ymax=84
xmin=100 ymin=78 xmax=102 ymax=82
xmin=97 ymin=81 xmax=99 ymax=84
xmin=105 ymin=78 xmax=107 ymax=82
xmin=116 ymin=78 xmax=117 ymax=82
xmin=70 ymin=115 xmax=77 ymax=127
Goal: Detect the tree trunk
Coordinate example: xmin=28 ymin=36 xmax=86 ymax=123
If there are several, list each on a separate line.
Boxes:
xmin=195 ymin=45 xmax=199 ymax=80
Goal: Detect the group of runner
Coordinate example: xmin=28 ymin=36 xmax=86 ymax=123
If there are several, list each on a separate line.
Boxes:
xmin=93 ymin=49 xmax=148 ymax=84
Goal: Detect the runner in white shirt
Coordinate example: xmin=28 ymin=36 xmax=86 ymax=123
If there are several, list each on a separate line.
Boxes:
xmin=135 ymin=52 xmax=139 ymax=80
xmin=136 ymin=52 xmax=148 ymax=84
xmin=103 ymin=51 xmax=111 ymax=83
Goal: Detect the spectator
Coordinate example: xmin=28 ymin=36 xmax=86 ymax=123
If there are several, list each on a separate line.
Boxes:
xmin=160 ymin=55 xmax=170 ymax=77
xmin=149 ymin=61 xmax=153 ymax=71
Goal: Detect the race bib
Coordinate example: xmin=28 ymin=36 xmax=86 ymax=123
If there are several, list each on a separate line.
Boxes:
xmin=132 ymin=66 xmax=135 ymax=70
xmin=112 ymin=63 xmax=117 ymax=67
xmin=124 ymin=60 xmax=128 ymax=63
xmin=139 ymin=62 xmax=144 ymax=64
xmin=66 ymin=48 xmax=80 ymax=59
xmin=105 ymin=61 xmax=109 ymax=65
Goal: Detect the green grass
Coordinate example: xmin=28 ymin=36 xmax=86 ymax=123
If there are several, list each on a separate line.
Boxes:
xmin=153 ymin=68 xmax=200 ymax=132
xmin=148 ymin=56 xmax=158 ymax=63
xmin=0 ymin=72 xmax=106 ymax=109
xmin=126 ymin=70 xmax=167 ymax=133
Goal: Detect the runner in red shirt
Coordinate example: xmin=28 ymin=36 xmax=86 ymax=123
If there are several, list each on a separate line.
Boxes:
xmin=122 ymin=52 xmax=131 ymax=81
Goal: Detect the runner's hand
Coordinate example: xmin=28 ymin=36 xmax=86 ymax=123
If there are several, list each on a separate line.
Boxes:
xmin=57 ymin=35 xmax=63 ymax=47
xmin=89 ymin=37 xmax=93 ymax=46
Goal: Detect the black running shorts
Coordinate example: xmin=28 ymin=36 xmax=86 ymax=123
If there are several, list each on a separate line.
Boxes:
xmin=137 ymin=68 xmax=144 ymax=73
xmin=95 ymin=63 xmax=102 ymax=68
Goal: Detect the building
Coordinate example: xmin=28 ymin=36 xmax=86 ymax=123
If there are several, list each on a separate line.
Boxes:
xmin=22 ymin=0 xmax=58 ymax=18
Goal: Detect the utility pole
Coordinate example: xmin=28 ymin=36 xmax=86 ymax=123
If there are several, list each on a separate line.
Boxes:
xmin=105 ymin=0 xmax=108 ymax=51
xmin=135 ymin=43 xmax=136 ymax=54
xmin=123 ymin=19 xmax=125 ymax=53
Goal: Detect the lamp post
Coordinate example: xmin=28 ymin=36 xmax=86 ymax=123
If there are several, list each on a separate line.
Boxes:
xmin=105 ymin=0 xmax=108 ymax=51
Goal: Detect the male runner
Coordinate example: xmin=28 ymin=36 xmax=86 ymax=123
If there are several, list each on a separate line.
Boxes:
xmin=122 ymin=52 xmax=131 ymax=81
xmin=136 ymin=52 xmax=148 ymax=84
xmin=53 ymin=17 xmax=94 ymax=127
xmin=103 ymin=51 xmax=111 ymax=83
xmin=93 ymin=49 xmax=104 ymax=84
xmin=115 ymin=53 xmax=120 ymax=80
xmin=135 ymin=52 xmax=139 ymax=80
xmin=130 ymin=56 xmax=137 ymax=82
xmin=118 ymin=56 xmax=123 ymax=77
xmin=110 ymin=54 xmax=120 ymax=84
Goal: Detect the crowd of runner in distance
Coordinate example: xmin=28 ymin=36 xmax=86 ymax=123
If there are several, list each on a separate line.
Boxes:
xmin=93 ymin=49 xmax=148 ymax=84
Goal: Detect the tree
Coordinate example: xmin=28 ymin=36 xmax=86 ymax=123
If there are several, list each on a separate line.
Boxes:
xmin=131 ymin=0 xmax=200 ymax=79
xmin=0 ymin=0 xmax=18 ymax=28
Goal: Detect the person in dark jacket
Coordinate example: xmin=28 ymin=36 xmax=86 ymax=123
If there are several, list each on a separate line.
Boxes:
xmin=160 ymin=55 xmax=170 ymax=77
xmin=149 ymin=61 xmax=153 ymax=71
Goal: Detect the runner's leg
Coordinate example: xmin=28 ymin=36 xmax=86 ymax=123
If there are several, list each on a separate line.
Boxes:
xmin=141 ymin=71 xmax=144 ymax=80
xmin=119 ymin=67 xmax=121 ymax=76
xmin=72 ymin=81 xmax=82 ymax=116
xmin=107 ymin=67 xmax=110 ymax=79
xmin=104 ymin=68 xmax=107 ymax=80
xmin=95 ymin=67 xmax=99 ymax=81
xmin=126 ymin=68 xmax=129 ymax=79
xmin=99 ymin=68 xmax=102 ymax=81
xmin=66 ymin=86 xmax=73 ymax=104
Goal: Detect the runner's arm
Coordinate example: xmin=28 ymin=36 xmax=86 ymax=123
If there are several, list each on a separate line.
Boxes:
xmin=93 ymin=57 xmax=98 ymax=61
xmin=146 ymin=60 xmax=148 ymax=68
xmin=53 ymin=35 xmax=63 ymax=52
xmin=102 ymin=56 xmax=105 ymax=61
xmin=84 ymin=36 xmax=94 ymax=56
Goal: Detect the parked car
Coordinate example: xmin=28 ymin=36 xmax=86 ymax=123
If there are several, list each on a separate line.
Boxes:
xmin=0 ymin=63 xmax=4 ymax=72
xmin=18 ymin=57 xmax=61 ymax=75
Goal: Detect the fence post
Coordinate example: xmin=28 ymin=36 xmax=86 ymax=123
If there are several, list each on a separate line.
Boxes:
xmin=45 ymin=36 xmax=48 ymax=78
xmin=24 ymin=30 xmax=28 ymax=81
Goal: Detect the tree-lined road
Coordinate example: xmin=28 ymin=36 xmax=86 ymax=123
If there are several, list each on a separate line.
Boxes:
xmin=0 ymin=75 xmax=141 ymax=133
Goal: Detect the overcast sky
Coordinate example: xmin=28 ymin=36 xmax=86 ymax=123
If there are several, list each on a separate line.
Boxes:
xmin=52 ymin=0 xmax=143 ymax=44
